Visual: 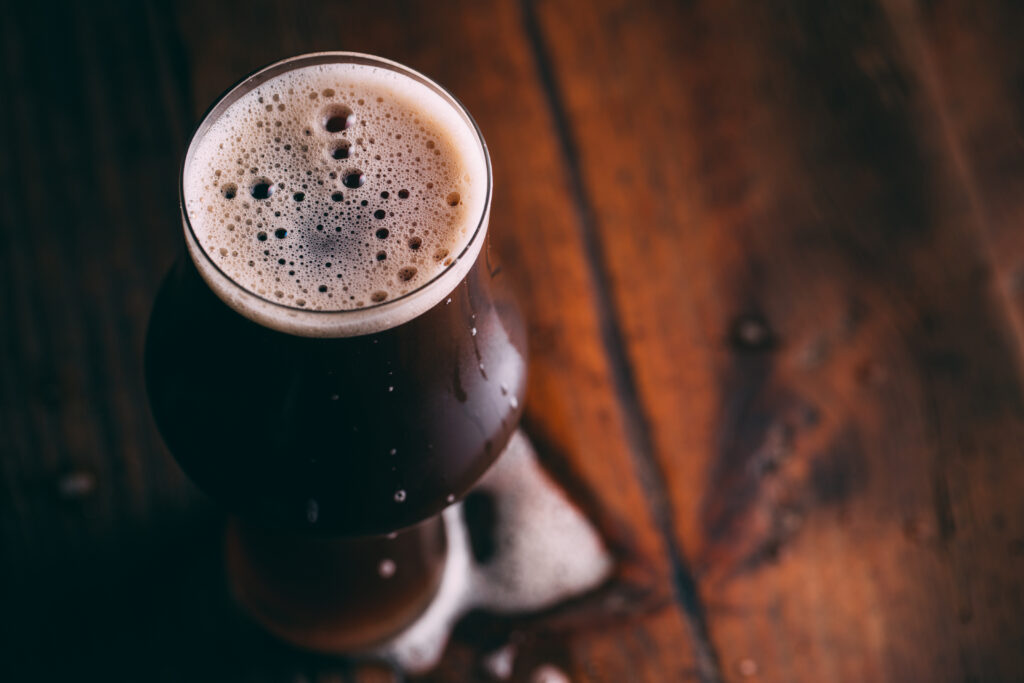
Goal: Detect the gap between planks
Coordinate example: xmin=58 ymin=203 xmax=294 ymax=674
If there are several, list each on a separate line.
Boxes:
xmin=519 ymin=1 xmax=724 ymax=680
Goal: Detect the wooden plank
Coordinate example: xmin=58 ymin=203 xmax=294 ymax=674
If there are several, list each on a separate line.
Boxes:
xmin=887 ymin=0 xmax=1024 ymax=370
xmin=0 ymin=0 xmax=190 ymax=596
xmin=532 ymin=0 xmax=1024 ymax=680
xmin=0 ymin=3 xmax=221 ymax=678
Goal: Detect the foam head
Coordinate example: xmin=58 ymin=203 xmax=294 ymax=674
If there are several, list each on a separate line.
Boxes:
xmin=182 ymin=53 xmax=490 ymax=337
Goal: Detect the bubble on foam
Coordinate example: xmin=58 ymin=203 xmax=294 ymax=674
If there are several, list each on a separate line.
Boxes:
xmin=183 ymin=61 xmax=488 ymax=334
xmin=374 ymin=431 xmax=613 ymax=673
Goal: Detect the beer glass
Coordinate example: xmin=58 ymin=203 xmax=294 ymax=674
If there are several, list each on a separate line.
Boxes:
xmin=145 ymin=53 xmax=526 ymax=651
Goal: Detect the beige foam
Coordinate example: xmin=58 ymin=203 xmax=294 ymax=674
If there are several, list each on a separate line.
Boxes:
xmin=182 ymin=57 xmax=488 ymax=337
xmin=375 ymin=431 xmax=614 ymax=673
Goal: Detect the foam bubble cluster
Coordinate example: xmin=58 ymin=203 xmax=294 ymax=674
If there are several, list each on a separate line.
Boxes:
xmin=184 ymin=62 xmax=486 ymax=312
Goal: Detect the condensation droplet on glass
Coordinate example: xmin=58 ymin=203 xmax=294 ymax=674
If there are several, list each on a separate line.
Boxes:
xmin=471 ymin=327 xmax=477 ymax=336
xmin=483 ymin=644 xmax=517 ymax=680
xmin=446 ymin=297 xmax=452 ymax=305
xmin=386 ymin=531 xmax=398 ymax=540
xmin=378 ymin=558 xmax=397 ymax=578
xmin=446 ymin=493 xmax=456 ymax=503
xmin=306 ymin=499 xmax=319 ymax=524
xmin=388 ymin=385 xmax=394 ymax=392
xmin=394 ymin=489 xmax=406 ymax=502
xmin=389 ymin=447 xmax=397 ymax=456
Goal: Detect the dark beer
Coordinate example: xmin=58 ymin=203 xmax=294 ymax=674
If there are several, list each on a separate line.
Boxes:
xmin=145 ymin=53 xmax=526 ymax=651
xmin=147 ymin=254 xmax=525 ymax=535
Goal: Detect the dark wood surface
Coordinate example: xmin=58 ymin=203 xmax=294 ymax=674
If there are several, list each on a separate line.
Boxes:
xmin=2 ymin=1 xmax=1023 ymax=681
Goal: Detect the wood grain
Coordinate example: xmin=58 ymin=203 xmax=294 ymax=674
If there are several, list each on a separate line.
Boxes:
xmin=1 ymin=0 xmax=694 ymax=681
xmin=532 ymin=0 xmax=1024 ymax=680
xmin=892 ymin=0 xmax=1024 ymax=377
xmin=2 ymin=0 xmax=1024 ymax=680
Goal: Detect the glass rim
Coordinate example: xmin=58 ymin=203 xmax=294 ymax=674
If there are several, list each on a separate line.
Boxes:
xmin=178 ymin=51 xmax=492 ymax=328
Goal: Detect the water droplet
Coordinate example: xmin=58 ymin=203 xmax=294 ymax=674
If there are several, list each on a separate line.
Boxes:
xmin=509 ymin=396 xmax=519 ymax=409
xmin=446 ymin=493 xmax=456 ymax=504
xmin=388 ymin=385 xmax=394 ymax=392
xmin=389 ymin=448 xmax=397 ymax=456
xmin=306 ymin=499 xmax=319 ymax=524
xmin=737 ymin=658 xmax=759 ymax=677
xmin=730 ymin=314 xmax=775 ymax=351
xmin=394 ymin=490 xmax=406 ymax=503
xmin=483 ymin=644 xmax=517 ymax=680
xmin=378 ymin=558 xmax=397 ymax=578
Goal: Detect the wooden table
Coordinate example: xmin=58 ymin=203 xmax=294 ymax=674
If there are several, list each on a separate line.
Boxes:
xmin=3 ymin=1 xmax=1023 ymax=680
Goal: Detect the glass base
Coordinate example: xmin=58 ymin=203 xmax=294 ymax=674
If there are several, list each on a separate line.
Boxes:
xmin=224 ymin=513 xmax=447 ymax=653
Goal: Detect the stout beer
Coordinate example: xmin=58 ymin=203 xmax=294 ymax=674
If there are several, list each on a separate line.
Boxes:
xmin=146 ymin=53 xmax=526 ymax=650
